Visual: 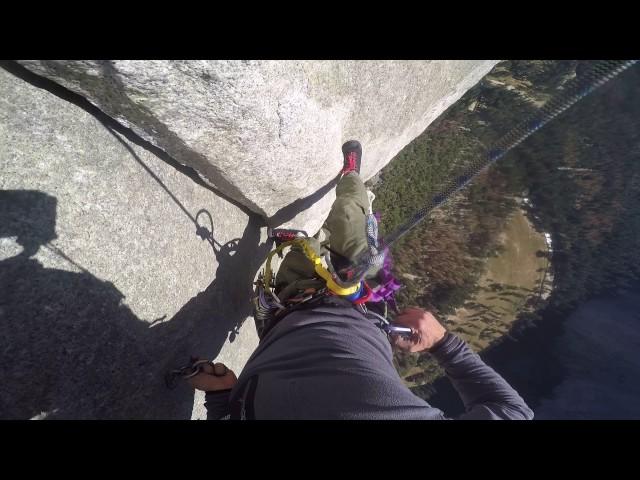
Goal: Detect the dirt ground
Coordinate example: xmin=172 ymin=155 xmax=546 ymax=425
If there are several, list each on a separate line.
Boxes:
xmin=445 ymin=208 xmax=549 ymax=352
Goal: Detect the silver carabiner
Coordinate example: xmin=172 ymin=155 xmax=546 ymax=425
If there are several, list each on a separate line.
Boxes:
xmin=367 ymin=310 xmax=414 ymax=339
xmin=382 ymin=324 xmax=414 ymax=338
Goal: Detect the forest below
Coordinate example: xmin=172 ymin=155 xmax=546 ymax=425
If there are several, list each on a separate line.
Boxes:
xmin=369 ymin=60 xmax=640 ymax=389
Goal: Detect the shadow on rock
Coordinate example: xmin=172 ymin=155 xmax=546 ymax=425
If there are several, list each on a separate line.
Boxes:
xmin=0 ymin=189 xmax=270 ymax=419
xmin=0 ymin=61 xmax=332 ymax=419
xmin=267 ymin=174 xmax=340 ymax=228
xmin=149 ymin=212 xmax=271 ymax=419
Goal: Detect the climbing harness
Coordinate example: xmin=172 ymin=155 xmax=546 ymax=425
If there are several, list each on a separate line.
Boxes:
xmin=165 ymin=357 xmax=229 ymax=389
xmin=253 ymin=234 xmax=362 ymax=336
xmin=262 ymin=238 xmax=362 ymax=298
xmin=254 ymin=226 xmax=410 ymax=340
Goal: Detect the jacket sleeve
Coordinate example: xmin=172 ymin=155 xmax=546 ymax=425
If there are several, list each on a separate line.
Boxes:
xmin=204 ymin=389 xmax=232 ymax=420
xmin=429 ymin=333 xmax=534 ymax=420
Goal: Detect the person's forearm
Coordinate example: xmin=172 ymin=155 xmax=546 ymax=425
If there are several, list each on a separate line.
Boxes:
xmin=430 ymin=333 xmax=534 ymax=420
xmin=204 ymin=390 xmax=232 ymax=420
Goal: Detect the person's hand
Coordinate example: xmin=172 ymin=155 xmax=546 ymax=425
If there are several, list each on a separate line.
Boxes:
xmin=391 ymin=307 xmax=447 ymax=353
xmin=187 ymin=361 xmax=237 ymax=392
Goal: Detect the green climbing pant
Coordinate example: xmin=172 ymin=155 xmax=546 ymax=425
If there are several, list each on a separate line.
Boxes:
xmin=275 ymin=173 xmax=371 ymax=301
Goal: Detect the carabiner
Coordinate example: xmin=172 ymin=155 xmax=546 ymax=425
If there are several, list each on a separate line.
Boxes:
xmin=165 ymin=359 xmax=228 ymax=389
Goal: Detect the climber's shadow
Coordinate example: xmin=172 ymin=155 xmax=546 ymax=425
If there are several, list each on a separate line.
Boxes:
xmin=0 ymin=60 xmax=288 ymax=419
xmin=0 ymin=190 xmax=157 ymax=419
xmin=195 ymin=209 xmax=240 ymax=262
xmin=143 ymin=211 xmax=271 ymax=418
xmin=0 ymin=189 xmax=271 ymax=419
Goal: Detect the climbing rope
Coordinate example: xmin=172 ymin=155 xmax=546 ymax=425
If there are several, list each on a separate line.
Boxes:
xmin=348 ymin=59 xmax=639 ymax=279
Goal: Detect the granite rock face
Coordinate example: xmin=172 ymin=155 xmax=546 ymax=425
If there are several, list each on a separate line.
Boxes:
xmin=1 ymin=60 xmax=500 ymax=418
xmin=17 ymin=60 xmax=499 ymax=233
xmin=0 ymin=66 xmax=263 ymax=419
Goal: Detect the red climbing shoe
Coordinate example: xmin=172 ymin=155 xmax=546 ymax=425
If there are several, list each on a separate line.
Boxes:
xmin=341 ymin=140 xmax=362 ymax=175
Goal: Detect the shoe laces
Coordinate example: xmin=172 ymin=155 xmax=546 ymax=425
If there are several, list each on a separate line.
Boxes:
xmin=343 ymin=151 xmax=357 ymax=173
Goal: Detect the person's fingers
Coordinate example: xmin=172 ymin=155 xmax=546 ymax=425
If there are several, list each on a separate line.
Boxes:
xmin=224 ymin=369 xmax=238 ymax=382
xmin=391 ymin=335 xmax=410 ymax=351
xmin=199 ymin=362 xmax=215 ymax=374
xmin=194 ymin=361 xmax=233 ymax=377
xmin=390 ymin=331 xmax=416 ymax=352
xmin=213 ymin=362 xmax=228 ymax=376
xmin=191 ymin=360 xmax=229 ymax=376
xmin=187 ymin=372 xmax=226 ymax=391
xmin=212 ymin=363 xmax=237 ymax=381
xmin=186 ymin=361 xmax=238 ymax=391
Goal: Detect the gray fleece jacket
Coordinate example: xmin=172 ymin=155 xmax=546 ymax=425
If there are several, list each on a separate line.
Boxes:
xmin=205 ymin=302 xmax=534 ymax=420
